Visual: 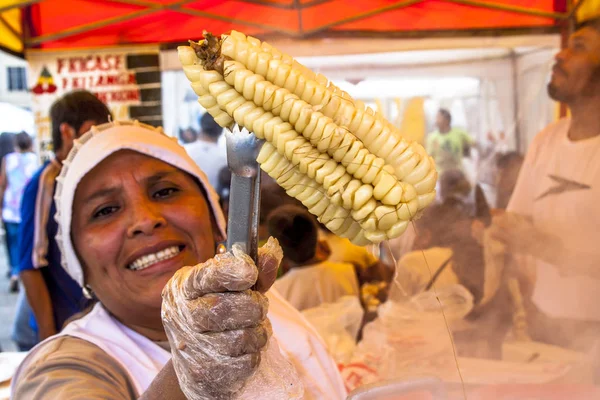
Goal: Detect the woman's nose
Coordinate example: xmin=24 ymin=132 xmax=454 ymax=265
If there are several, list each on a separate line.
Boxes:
xmin=127 ymin=200 xmax=167 ymax=237
xmin=555 ymin=48 xmax=568 ymax=62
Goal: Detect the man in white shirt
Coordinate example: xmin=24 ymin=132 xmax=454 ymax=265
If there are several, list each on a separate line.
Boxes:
xmin=269 ymin=205 xmax=359 ymax=311
xmin=490 ymin=18 xmax=600 ymax=350
xmin=183 ymin=113 xmax=228 ymax=189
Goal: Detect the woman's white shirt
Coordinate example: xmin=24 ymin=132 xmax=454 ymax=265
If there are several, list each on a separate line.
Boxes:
xmin=12 ymin=289 xmax=347 ymax=400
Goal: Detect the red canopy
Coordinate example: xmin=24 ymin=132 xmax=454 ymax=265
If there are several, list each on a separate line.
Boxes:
xmin=8 ymin=0 xmax=571 ymax=51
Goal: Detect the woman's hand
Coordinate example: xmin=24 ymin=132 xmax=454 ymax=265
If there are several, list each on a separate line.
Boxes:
xmin=161 ymin=238 xmax=282 ymax=399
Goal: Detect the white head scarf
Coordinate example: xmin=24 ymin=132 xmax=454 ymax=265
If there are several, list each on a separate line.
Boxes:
xmin=54 ymin=120 xmax=227 ymax=288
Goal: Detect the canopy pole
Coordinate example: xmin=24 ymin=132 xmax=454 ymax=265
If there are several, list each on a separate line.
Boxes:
xmin=237 ymin=0 xmax=330 ymax=9
xmin=559 ymin=24 xmax=569 ymax=118
xmin=25 ymin=0 xmax=197 ymax=46
xmin=442 ymin=0 xmax=568 ymax=19
xmin=559 ymin=0 xmax=583 ymax=118
xmin=510 ymin=50 xmax=521 ymax=153
xmin=302 ymin=0 xmax=425 ymax=36
xmin=294 ymin=0 xmax=303 ymax=34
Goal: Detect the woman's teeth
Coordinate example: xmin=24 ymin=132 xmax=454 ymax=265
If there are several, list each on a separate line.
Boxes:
xmin=129 ymin=246 xmax=181 ymax=271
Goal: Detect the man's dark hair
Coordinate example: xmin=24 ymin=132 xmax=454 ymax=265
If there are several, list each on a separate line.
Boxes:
xmin=16 ymin=131 xmax=32 ymax=151
xmin=439 ymin=168 xmax=471 ymax=201
xmin=416 ymin=200 xmax=466 ymax=248
xmin=438 ymin=108 xmax=452 ymax=124
xmin=416 ymin=200 xmax=485 ymax=304
xmin=267 ymin=204 xmax=318 ymax=264
xmin=50 ymin=90 xmax=111 ymax=153
xmin=496 ymin=151 xmax=524 ymax=170
xmin=200 ymin=113 xmax=223 ymax=140
xmin=259 ymin=173 xmax=304 ymax=226
xmin=179 ymin=127 xmax=198 ymax=144
xmin=0 ymin=132 xmax=15 ymax=162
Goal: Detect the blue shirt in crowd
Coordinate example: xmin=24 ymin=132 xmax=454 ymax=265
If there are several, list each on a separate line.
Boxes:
xmin=18 ymin=160 xmax=89 ymax=332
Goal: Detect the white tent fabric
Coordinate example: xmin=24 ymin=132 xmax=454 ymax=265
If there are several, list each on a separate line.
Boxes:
xmin=161 ymin=34 xmax=560 ymax=208
xmin=0 ymin=102 xmax=34 ymax=134
xmin=162 ymin=34 xmax=559 ymax=152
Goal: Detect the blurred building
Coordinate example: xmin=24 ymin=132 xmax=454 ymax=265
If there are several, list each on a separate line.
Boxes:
xmin=0 ymin=50 xmax=33 ymax=135
xmin=0 ymin=50 xmax=31 ymax=108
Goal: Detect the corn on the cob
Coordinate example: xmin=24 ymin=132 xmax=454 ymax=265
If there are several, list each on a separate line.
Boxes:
xmin=178 ymin=31 xmax=437 ymax=245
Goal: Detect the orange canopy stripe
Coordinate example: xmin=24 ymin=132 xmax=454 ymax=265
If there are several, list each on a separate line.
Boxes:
xmin=0 ymin=0 xmax=573 ymax=51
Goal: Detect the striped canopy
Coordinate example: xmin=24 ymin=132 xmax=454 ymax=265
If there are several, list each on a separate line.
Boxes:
xmin=0 ymin=0 xmax=598 ymax=54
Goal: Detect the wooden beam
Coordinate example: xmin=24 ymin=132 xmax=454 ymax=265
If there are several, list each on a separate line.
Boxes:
xmin=302 ymin=0 xmax=332 ymax=8
xmin=294 ymin=0 xmax=303 ymax=33
xmin=25 ymin=0 xmax=196 ymax=46
xmin=559 ymin=0 xmax=575 ymax=118
xmin=109 ymin=0 xmax=301 ymax=35
xmin=173 ymin=7 xmax=300 ymax=36
xmin=105 ymin=0 xmax=160 ymax=7
xmin=441 ymin=0 xmax=568 ymax=20
xmin=568 ymin=0 xmax=588 ymax=26
xmin=0 ymin=0 xmax=41 ymax=14
xmin=236 ymin=0 xmax=294 ymax=9
xmin=300 ymin=0 xmax=425 ymax=36
xmin=288 ymin=25 xmax=560 ymax=39
xmin=236 ymin=0 xmax=331 ymax=10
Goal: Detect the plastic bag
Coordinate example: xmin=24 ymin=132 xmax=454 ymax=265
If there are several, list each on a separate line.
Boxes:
xmin=235 ymin=337 xmax=304 ymax=399
xmin=302 ymin=296 xmax=364 ymax=364
xmin=348 ymin=285 xmax=474 ymax=387
xmin=162 ymin=238 xmax=303 ymax=399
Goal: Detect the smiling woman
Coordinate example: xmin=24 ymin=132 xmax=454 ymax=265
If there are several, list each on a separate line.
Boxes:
xmin=10 ymin=121 xmax=347 ymax=400
xmin=70 ymin=150 xmax=218 ymax=340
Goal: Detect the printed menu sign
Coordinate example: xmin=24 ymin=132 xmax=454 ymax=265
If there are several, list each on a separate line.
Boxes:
xmin=27 ymin=47 xmax=161 ymax=161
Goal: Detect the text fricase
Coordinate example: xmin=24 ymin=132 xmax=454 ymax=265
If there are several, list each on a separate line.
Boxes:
xmin=27 ymin=48 xmax=160 ymax=162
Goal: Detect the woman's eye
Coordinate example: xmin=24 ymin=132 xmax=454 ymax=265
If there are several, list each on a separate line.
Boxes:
xmin=153 ymin=187 xmax=179 ymax=199
xmin=93 ymin=206 xmax=119 ymax=219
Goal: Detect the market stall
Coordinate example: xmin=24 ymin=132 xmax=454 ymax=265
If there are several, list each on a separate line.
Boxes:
xmin=1 ymin=1 xmax=599 ymax=399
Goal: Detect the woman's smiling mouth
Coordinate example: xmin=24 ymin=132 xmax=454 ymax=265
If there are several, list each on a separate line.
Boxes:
xmin=128 ymin=245 xmax=184 ymax=271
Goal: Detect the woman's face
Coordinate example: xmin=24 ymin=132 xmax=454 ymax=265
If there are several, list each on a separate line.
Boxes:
xmin=72 ymin=150 xmax=217 ymax=333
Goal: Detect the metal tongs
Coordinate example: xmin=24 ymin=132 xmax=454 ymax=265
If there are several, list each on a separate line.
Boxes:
xmin=224 ymin=125 xmax=264 ymax=264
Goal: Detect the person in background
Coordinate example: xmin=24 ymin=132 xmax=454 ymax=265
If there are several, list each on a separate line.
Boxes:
xmin=0 ymin=132 xmax=15 ymax=279
xmin=178 ymin=127 xmax=197 ymax=144
xmin=426 ymin=108 xmax=473 ymax=175
xmin=184 ymin=113 xmax=227 ymax=189
xmin=319 ymin=226 xmax=391 ymax=285
xmin=0 ymin=132 xmax=39 ymax=292
xmin=391 ymin=200 xmax=512 ymax=358
xmin=0 ymin=132 xmax=16 ymax=164
xmin=1 ymin=132 xmax=39 ymax=351
xmin=494 ymin=151 xmax=524 ymax=209
xmin=440 ymin=168 xmax=492 ymax=221
xmin=258 ymin=173 xmax=304 ymax=242
xmin=18 ymin=90 xmax=111 ymax=342
xmin=439 ymin=169 xmax=472 ymax=206
xmin=391 ymin=201 xmax=479 ymax=300
xmin=215 ymin=166 xmax=231 ymax=218
xmin=269 ymin=204 xmax=359 ymax=311
xmin=490 ymin=18 xmax=600 ymax=353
